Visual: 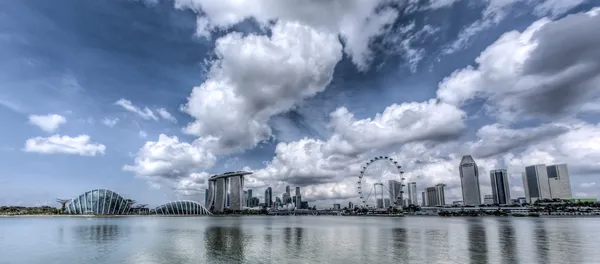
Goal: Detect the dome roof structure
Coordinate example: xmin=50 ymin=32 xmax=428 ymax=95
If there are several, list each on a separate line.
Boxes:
xmin=153 ymin=200 xmax=212 ymax=215
xmin=65 ymin=189 xmax=132 ymax=215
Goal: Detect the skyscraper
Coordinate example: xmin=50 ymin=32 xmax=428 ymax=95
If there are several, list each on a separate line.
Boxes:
xmin=295 ymin=187 xmax=302 ymax=209
xmin=407 ymin=182 xmax=418 ymax=206
xmin=286 ymin=185 xmax=290 ymax=197
xmin=490 ymin=169 xmax=511 ymax=205
xmin=265 ymin=187 xmax=273 ymax=208
xmin=421 ymin=191 xmax=426 ymax=207
xmin=522 ymin=164 xmax=551 ymax=203
xmin=546 ymin=164 xmax=572 ymax=199
xmin=426 ymin=187 xmax=438 ymax=206
xmin=435 ymin=184 xmax=446 ymax=206
xmin=388 ymin=180 xmax=403 ymax=205
xmin=459 ymin=155 xmax=482 ymax=205
xmin=247 ymin=189 xmax=253 ymax=207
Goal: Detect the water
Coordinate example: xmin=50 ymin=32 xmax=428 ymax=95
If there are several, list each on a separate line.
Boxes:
xmin=1 ymin=216 xmax=599 ymax=264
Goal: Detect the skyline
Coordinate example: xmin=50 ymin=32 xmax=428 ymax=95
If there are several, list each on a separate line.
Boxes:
xmin=1 ymin=0 xmax=600 ymax=207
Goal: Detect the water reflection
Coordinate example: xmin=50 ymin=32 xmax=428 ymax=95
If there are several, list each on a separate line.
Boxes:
xmin=496 ymin=218 xmax=518 ymax=264
xmin=204 ymin=226 xmax=245 ymax=263
xmin=533 ymin=220 xmax=549 ymax=264
xmin=391 ymin=228 xmax=408 ymax=260
xmin=467 ymin=219 xmax=488 ymax=264
xmin=74 ymin=224 xmax=123 ymax=244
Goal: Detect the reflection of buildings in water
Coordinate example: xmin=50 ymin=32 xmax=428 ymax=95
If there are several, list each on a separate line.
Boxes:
xmin=74 ymin=224 xmax=125 ymax=244
xmin=391 ymin=228 xmax=408 ymax=259
xmin=554 ymin=227 xmax=582 ymax=263
xmin=533 ymin=220 xmax=549 ymax=264
xmin=467 ymin=219 xmax=488 ymax=264
xmin=424 ymin=228 xmax=450 ymax=263
xmin=204 ymin=226 xmax=245 ymax=263
xmin=284 ymin=227 xmax=292 ymax=248
xmin=496 ymin=218 xmax=518 ymax=264
xmin=294 ymin=227 xmax=303 ymax=249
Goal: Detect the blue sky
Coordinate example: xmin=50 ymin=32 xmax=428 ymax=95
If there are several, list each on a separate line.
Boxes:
xmin=1 ymin=0 xmax=599 ymax=207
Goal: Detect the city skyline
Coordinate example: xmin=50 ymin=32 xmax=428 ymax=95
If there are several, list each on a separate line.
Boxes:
xmin=1 ymin=0 xmax=600 ymax=207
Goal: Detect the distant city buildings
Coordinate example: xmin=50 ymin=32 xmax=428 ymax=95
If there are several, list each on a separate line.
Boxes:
xmin=490 ymin=169 xmax=511 ymax=205
xmin=333 ymin=204 xmax=341 ymax=210
xmin=205 ymin=171 xmax=252 ymax=213
xmin=421 ymin=191 xmax=426 ymax=207
xmin=295 ymin=187 xmax=302 ymax=209
xmin=459 ymin=155 xmax=482 ymax=205
xmin=484 ymin=194 xmax=494 ymax=205
xmin=425 ymin=184 xmax=446 ymax=206
xmin=523 ymin=164 xmax=572 ymax=203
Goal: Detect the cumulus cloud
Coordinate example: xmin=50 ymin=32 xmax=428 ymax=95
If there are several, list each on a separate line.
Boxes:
xmin=254 ymin=100 xmax=466 ymax=188
xmin=467 ymin=123 xmax=570 ymax=158
xmin=123 ymin=134 xmax=217 ymax=183
xmin=181 ymin=20 xmax=342 ymax=154
xmin=438 ymin=9 xmax=600 ymax=121
xmin=28 ymin=114 xmax=66 ymax=133
xmin=23 ymin=135 xmax=106 ymax=156
xmin=173 ymin=0 xmax=398 ymax=70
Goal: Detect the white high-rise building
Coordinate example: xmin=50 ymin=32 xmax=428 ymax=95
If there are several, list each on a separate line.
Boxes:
xmin=546 ymin=164 xmax=572 ymax=199
xmin=407 ymin=182 xmax=418 ymax=206
xmin=435 ymin=184 xmax=446 ymax=206
xmin=522 ymin=164 xmax=552 ymax=203
xmin=459 ymin=155 xmax=481 ymax=205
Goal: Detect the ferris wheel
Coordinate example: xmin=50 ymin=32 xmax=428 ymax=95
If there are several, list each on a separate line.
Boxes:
xmin=357 ymin=156 xmax=405 ymax=208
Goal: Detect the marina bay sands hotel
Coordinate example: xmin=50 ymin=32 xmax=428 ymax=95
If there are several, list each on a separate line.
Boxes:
xmin=205 ymin=171 xmax=253 ymax=213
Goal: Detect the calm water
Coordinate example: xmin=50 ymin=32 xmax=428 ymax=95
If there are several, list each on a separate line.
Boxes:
xmin=1 ymin=216 xmax=599 ymax=264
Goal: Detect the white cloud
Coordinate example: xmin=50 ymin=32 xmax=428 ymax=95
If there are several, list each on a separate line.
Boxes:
xmin=28 ymin=114 xmax=66 ymax=133
xmin=173 ymin=0 xmax=398 ymax=70
xmin=102 ymin=117 xmax=119 ymax=127
xmin=115 ymin=98 xmax=159 ymax=121
xmin=444 ymin=0 xmax=589 ymax=54
xmin=123 ymin=134 xmax=217 ymax=182
xmin=23 ymin=135 xmax=106 ymax=156
xmin=156 ymin=108 xmax=177 ymax=123
xmin=181 ymin=20 xmax=342 ymax=154
xmin=438 ymin=9 xmax=600 ymax=121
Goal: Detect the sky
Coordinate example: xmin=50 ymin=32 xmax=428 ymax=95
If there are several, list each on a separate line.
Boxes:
xmin=1 ymin=0 xmax=599 ymax=208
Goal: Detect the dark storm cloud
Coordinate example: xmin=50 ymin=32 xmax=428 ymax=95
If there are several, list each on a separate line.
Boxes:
xmin=520 ymin=12 xmax=600 ymax=117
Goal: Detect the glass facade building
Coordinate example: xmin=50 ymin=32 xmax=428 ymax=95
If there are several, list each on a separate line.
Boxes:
xmin=65 ymin=189 xmax=131 ymax=215
xmin=153 ymin=200 xmax=211 ymax=215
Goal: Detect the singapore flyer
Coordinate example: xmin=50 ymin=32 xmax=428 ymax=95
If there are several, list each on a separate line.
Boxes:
xmin=357 ymin=156 xmax=405 ymax=209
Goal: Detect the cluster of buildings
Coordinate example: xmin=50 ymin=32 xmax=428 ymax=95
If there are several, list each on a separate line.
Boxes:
xmin=204 ymin=171 xmax=310 ymax=213
xmin=415 ymin=155 xmax=575 ymax=207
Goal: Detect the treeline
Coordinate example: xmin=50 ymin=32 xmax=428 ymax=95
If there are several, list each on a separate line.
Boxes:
xmin=0 ymin=206 xmax=61 ymax=215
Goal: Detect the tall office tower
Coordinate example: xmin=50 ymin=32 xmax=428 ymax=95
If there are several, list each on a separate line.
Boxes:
xmin=421 ymin=191 xmax=426 ymax=206
xmin=407 ymin=182 xmax=418 ymax=205
xmin=348 ymin=202 xmax=354 ymax=209
xmin=295 ymin=187 xmax=302 ymax=209
xmin=229 ymin=175 xmax=244 ymax=210
xmin=435 ymin=184 xmax=446 ymax=206
xmin=275 ymin=197 xmax=282 ymax=208
xmin=383 ymin=198 xmax=391 ymax=208
xmin=459 ymin=155 xmax=482 ymax=205
xmin=490 ymin=169 xmax=511 ymax=205
xmin=247 ymin=189 xmax=253 ymax=207
xmin=387 ymin=180 xmax=403 ymax=205
xmin=286 ymin=186 xmax=291 ymax=198
xmin=265 ymin=187 xmax=273 ymax=208
xmin=546 ymin=164 xmax=572 ymax=199
xmin=426 ymin=187 xmax=438 ymax=206
xmin=522 ymin=164 xmax=551 ymax=203
xmin=376 ymin=198 xmax=384 ymax=208
xmin=206 ymin=181 xmax=216 ymax=210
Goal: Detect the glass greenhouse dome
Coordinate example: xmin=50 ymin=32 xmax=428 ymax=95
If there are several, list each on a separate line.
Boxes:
xmin=65 ymin=189 xmax=131 ymax=215
xmin=153 ymin=200 xmax=211 ymax=215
